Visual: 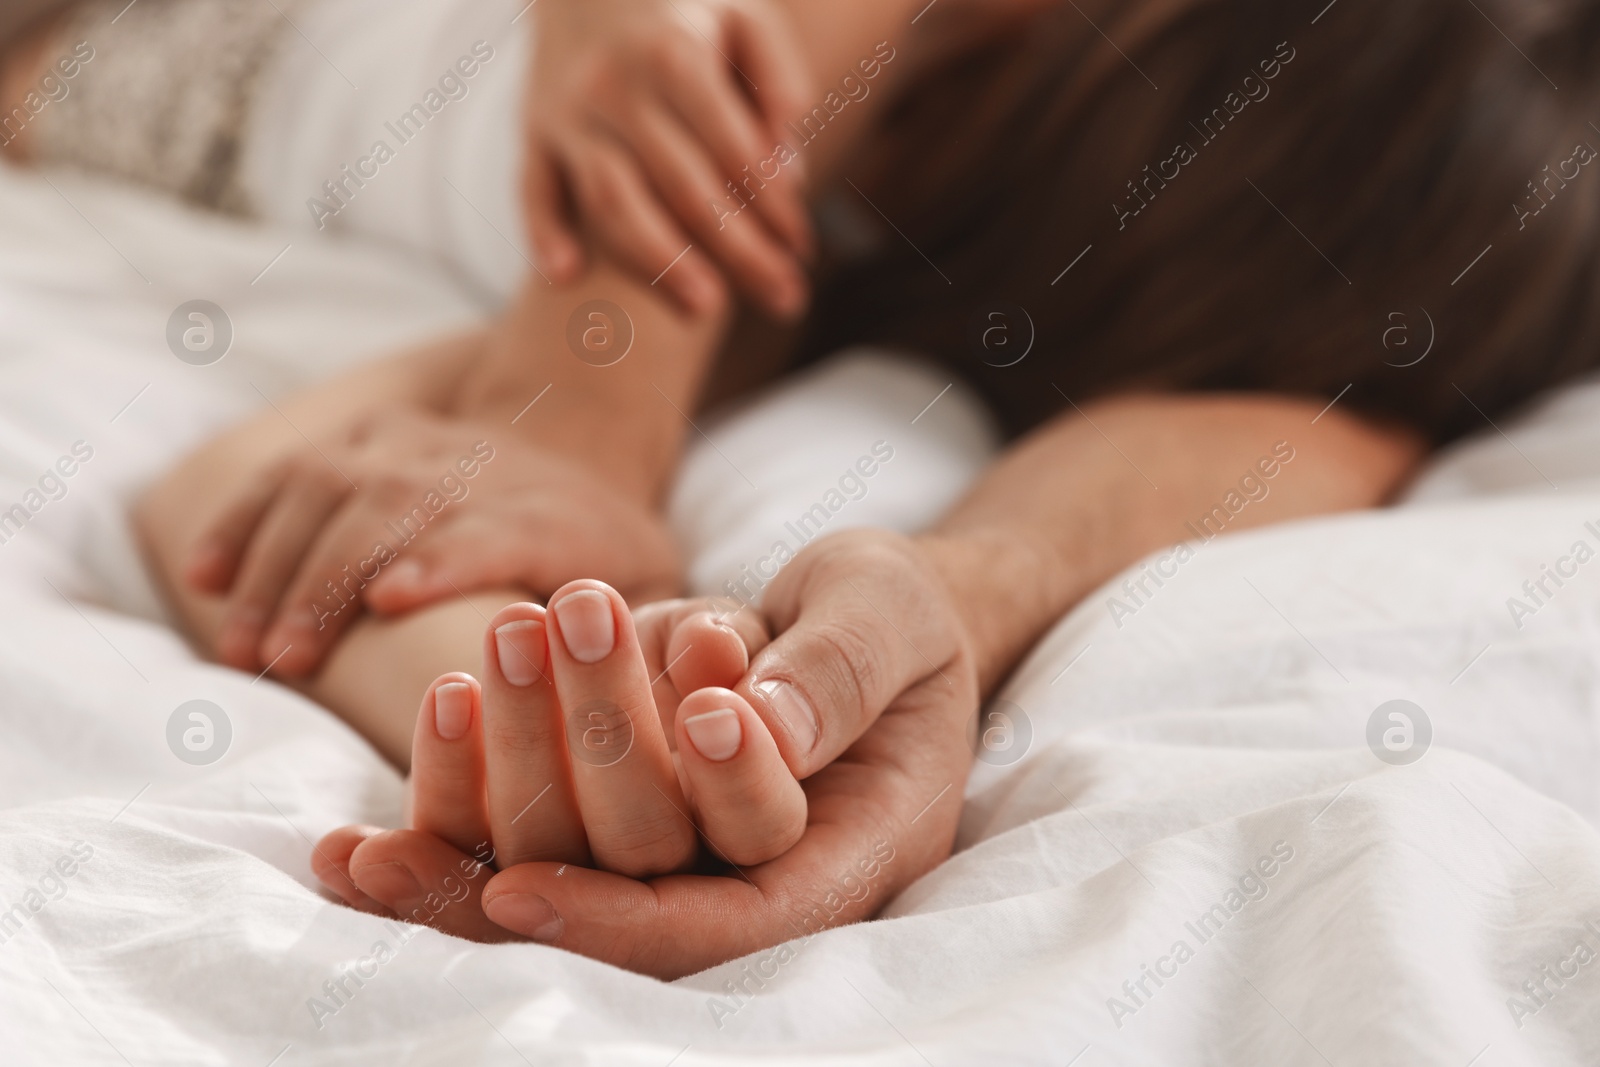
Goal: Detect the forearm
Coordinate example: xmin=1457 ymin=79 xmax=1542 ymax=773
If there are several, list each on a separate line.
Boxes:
xmin=450 ymin=256 xmax=731 ymax=502
xmin=135 ymin=333 xmax=479 ymax=633
xmin=454 ymin=0 xmax=940 ymax=484
xmin=920 ymin=393 xmax=1428 ymax=695
xmin=456 ymin=0 xmax=985 ymax=482
xmin=135 ymin=336 xmax=525 ymax=764
xmin=463 ymin=0 xmax=928 ymax=428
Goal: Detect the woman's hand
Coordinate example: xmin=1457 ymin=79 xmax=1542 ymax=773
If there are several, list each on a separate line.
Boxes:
xmin=523 ymin=0 xmax=815 ymax=319
xmin=185 ymin=407 xmax=682 ymax=678
xmin=313 ymin=529 xmax=984 ymax=977
xmin=314 ymin=585 xmax=809 ymax=929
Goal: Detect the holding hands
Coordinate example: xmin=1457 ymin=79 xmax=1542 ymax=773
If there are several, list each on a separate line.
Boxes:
xmin=314 ymin=531 xmax=983 ymax=977
xmin=315 ymin=583 xmax=807 ymax=929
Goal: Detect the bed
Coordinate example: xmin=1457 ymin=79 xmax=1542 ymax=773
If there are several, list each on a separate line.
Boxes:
xmin=1 ymin=158 xmax=1598 ymax=1066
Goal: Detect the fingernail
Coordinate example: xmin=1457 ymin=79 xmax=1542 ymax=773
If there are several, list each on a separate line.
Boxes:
xmin=484 ymin=892 xmax=564 ymax=942
xmin=219 ymin=607 xmax=266 ymax=664
xmin=384 ymin=559 xmax=426 ymax=590
xmin=542 ymin=241 xmax=577 ymax=278
xmin=793 ymin=225 xmax=816 ymax=263
xmin=187 ymin=542 xmax=224 ymax=583
xmin=266 ymin=607 xmax=318 ymax=650
xmin=552 ymin=590 xmax=615 ymax=664
xmin=773 ymin=281 xmax=807 ymax=321
xmin=495 ymin=619 xmax=547 ymax=687
xmin=260 ymin=644 xmax=301 ymax=679
xmin=754 ymin=679 xmax=817 ymax=754
xmin=684 ymin=270 xmax=723 ymax=316
xmin=683 ymin=707 xmax=742 ymax=762
xmin=434 ymin=682 xmax=473 ymax=740
xmin=354 ymin=861 xmax=423 ymax=908
xmin=229 ymin=605 xmax=265 ymax=635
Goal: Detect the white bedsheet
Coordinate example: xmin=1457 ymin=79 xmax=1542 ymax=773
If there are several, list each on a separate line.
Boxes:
xmin=1 ymin=159 xmax=1599 ymax=1067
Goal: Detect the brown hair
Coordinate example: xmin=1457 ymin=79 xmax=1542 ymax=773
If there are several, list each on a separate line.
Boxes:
xmin=805 ymin=0 xmax=1600 ymax=442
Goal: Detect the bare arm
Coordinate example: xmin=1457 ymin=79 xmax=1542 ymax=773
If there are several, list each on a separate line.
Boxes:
xmin=455 ymin=254 xmax=732 ymax=502
xmin=136 ymin=248 xmax=733 ymax=701
xmin=516 ymin=0 xmax=1035 ymax=314
xmin=133 ymin=332 xmax=525 ymax=764
xmin=919 ymin=394 xmax=1427 ymax=694
xmin=382 ymin=391 xmax=1428 ymax=973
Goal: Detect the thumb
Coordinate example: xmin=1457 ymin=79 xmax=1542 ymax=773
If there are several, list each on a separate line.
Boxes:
xmin=480 ymin=837 xmax=891 ymax=980
xmin=737 ymin=535 xmax=966 ymax=777
xmin=522 ymin=145 xmax=583 ymax=281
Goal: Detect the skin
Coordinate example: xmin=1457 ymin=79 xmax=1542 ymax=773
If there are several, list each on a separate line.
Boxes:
xmin=309 ymin=585 xmax=811 ymax=905
xmin=132 ymin=313 xmax=701 ymax=766
xmin=305 ymin=398 xmax=1422 ymax=978
xmin=0 ymin=7 xmax=63 ymax=159
xmin=3 ymin=0 xmax=1059 ymax=679
xmin=11 ymin=0 xmax=1429 ymax=975
xmin=521 ymin=0 xmax=1056 ymax=314
xmin=140 ymin=367 xmax=1424 ymax=978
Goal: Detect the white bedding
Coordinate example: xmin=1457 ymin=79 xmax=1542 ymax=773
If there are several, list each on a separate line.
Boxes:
xmin=2 ymin=152 xmax=1600 ymax=1066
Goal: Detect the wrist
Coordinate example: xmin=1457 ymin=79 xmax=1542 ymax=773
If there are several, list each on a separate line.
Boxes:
xmin=451 ymin=329 xmax=697 ymax=506
xmin=915 ymin=524 xmax=1080 ymax=697
xmin=530 ymin=389 xmax=683 ymax=501
xmin=461 ymin=367 xmax=683 ymax=499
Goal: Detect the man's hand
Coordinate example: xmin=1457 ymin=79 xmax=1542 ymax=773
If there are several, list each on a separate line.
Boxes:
xmin=291 ymin=393 xmax=1427 ymax=975
xmin=523 ymin=0 xmax=815 ymax=319
xmin=186 ymin=407 xmax=682 ymax=678
xmin=309 ymin=528 xmax=985 ymax=977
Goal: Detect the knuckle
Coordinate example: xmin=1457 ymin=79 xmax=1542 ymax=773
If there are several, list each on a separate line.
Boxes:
xmin=266 ymin=452 xmax=300 ymax=482
xmin=598 ymin=917 xmax=669 ymax=976
xmin=651 ymin=36 xmax=697 ymax=80
xmin=367 ymin=470 xmax=419 ymax=503
xmin=583 ymin=56 xmax=622 ymax=97
xmin=827 ymin=529 xmax=916 ymax=573
xmin=584 ymin=162 xmax=627 ymax=214
xmin=595 ymin=814 xmax=696 ymax=878
xmin=807 ymin=618 xmax=885 ymax=711
xmin=230 ymin=585 xmax=276 ymax=615
xmin=296 ymin=460 xmax=347 ymax=497
xmin=345 ymin=412 xmax=379 ymax=443
xmin=716 ymin=810 xmax=803 ymax=867
xmin=282 ymin=453 xmax=320 ymax=482
xmin=482 ymin=713 xmax=561 ymax=756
